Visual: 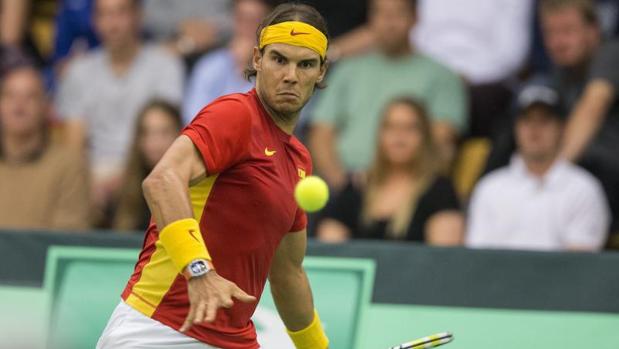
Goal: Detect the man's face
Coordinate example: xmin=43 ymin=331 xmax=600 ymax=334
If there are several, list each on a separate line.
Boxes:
xmin=253 ymin=43 xmax=326 ymax=116
xmin=369 ymin=0 xmax=415 ymax=54
xmin=0 ymin=68 xmax=47 ymax=137
xmin=94 ymin=0 xmax=140 ymax=50
xmin=541 ymin=7 xmax=599 ymax=68
xmin=515 ymin=106 xmax=563 ymax=162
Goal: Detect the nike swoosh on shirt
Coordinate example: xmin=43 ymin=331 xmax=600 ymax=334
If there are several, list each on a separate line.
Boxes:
xmin=265 ymin=148 xmax=277 ymax=156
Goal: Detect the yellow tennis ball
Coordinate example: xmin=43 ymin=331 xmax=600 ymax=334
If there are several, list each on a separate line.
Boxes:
xmin=294 ymin=176 xmax=329 ymax=212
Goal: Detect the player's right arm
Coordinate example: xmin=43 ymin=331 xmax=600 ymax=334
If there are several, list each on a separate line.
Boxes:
xmin=142 ymin=135 xmax=203 ymax=226
xmin=142 ymin=135 xmax=256 ymax=332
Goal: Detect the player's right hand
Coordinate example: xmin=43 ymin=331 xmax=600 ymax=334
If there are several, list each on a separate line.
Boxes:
xmin=180 ymin=271 xmax=257 ymax=332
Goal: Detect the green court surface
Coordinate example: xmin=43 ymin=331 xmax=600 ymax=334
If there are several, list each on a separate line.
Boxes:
xmin=358 ymin=304 xmax=619 ymax=349
xmin=0 ymin=286 xmax=48 ymax=349
xmin=2 ymin=286 xmax=619 ymax=348
xmin=1 ymin=245 xmax=618 ymax=349
xmin=2 ymin=286 xmax=618 ymax=349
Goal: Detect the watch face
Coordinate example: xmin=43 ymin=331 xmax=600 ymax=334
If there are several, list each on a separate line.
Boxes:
xmin=190 ymin=261 xmax=207 ymax=274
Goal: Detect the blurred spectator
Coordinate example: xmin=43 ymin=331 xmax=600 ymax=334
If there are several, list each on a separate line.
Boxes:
xmin=317 ymin=97 xmax=463 ymax=245
xmin=52 ymin=0 xmax=99 ymax=70
xmin=531 ymin=0 xmax=619 ymax=74
xmin=412 ymin=0 xmax=533 ymax=138
xmin=143 ymin=0 xmax=232 ymax=60
xmin=301 ymin=0 xmax=372 ymax=61
xmin=113 ymin=100 xmax=181 ymax=231
xmin=467 ymin=84 xmax=609 ymax=251
xmin=1 ymin=0 xmax=48 ymax=68
xmin=542 ymin=0 xmax=619 ymax=238
xmin=596 ymin=0 xmax=619 ymax=37
xmin=183 ymin=0 xmax=268 ymax=123
xmin=55 ymin=0 xmax=183 ymax=223
xmin=309 ymin=0 xmax=467 ymax=190
xmin=1 ymin=0 xmax=30 ymax=49
xmin=0 ymin=45 xmax=33 ymax=78
xmin=414 ymin=0 xmax=532 ymax=86
xmin=0 ymin=65 xmax=90 ymax=230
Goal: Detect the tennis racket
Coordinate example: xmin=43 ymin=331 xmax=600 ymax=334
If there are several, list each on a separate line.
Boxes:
xmin=388 ymin=332 xmax=453 ymax=349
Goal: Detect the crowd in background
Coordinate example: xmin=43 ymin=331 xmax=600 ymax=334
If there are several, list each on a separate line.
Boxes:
xmin=0 ymin=0 xmax=618 ymax=252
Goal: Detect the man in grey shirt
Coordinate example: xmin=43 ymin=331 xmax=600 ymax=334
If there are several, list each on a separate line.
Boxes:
xmin=56 ymin=0 xmax=184 ymax=217
xmin=539 ymin=0 xmax=619 ymax=244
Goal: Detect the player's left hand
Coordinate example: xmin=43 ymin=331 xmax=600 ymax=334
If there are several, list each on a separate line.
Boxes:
xmin=180 ymin=270 xmax=257 ymax=332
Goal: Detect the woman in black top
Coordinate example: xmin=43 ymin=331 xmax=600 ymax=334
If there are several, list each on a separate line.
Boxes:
xmin=317 ymin=97 xmax=464 ymax=245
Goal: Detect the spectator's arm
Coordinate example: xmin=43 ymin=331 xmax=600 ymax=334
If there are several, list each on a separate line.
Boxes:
xmin=172 ymin=19 xmax=219 ymax=56
xmin=62 ymin=119 xmax=87 ymax=149
xmin=309 ymin=123 xmax=347 ymax=190
xmin=328 ymin=24 xmax=375 ymax=61
xmin=422 ymin=178 xmax=464 ymax=246
xmin=426 ymin=211 xmax=464 ymax=246
xmin=560 ymin=79 xmax=615 ymax=162
xmin=55 ymin=60 xmax=88 ymax=150
xmin=51 ymin=151 xmax=90 ymax=230
xmin=0 ymin=0 xmax=29 ymax=46
xmin=563 ymin=179 xmax=610 ymax=251
xmin=316 ymin=218 xmax=351 ymax=243
xmin=465 ymin=180 xmax=495 ymax=248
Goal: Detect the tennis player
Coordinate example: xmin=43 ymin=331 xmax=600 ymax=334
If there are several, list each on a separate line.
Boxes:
xmin=96 ymin=3 xmax=329 ymax=349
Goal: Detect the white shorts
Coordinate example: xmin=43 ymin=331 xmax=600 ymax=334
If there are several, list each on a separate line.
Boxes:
xmin=96 ymin=301 xmax=220 ymax=349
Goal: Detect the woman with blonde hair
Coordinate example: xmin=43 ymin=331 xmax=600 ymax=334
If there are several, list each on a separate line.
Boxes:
xmin=113 ymin=100 xmax=182 ymax=231
xmin=317 ymin=97 xmax=464 ymax=245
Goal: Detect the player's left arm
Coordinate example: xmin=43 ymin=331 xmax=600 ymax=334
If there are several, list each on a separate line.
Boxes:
xmin=269 ymin=229 xmax=329 ymax=349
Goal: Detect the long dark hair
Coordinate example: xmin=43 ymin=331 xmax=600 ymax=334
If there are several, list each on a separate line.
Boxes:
xmin=113 ymin=99 xmax=182 ymax=231
xmin=244 ymin=2 xmax=329 ymax=88
xmin=361 ymin=97 xmax=439 ymax=238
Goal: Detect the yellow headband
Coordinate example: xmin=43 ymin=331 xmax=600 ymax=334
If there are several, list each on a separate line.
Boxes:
xmin=259 ymin=21 xmax=328 ymax=59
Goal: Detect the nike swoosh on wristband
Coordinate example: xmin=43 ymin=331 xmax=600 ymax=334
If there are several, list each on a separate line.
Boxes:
xmin=265 ymin=148 xmax=277 ymax=156
xmin=188 ymin=229 xmax=200 ymax=243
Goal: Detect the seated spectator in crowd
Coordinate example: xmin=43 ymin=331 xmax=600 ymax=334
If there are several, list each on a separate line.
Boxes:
xmin=55 ymin=0 xmax=183 ymax=221
xmin=52 ymin=0 xmax=100 ymax=74
xmin=0 ymin=65 xmax=90 ymax=230
xmin=183 ymin=0 xmax=269 ymax=123
xmin=309 ymin=0 xmax=467 ymax=190
xmin=1 ymin=0 xmax=28 ymax=48
xmin=412 ymin=0 xmax=533 ymax=138
xmin=113 ymin=100 xmax=181 ymax=231
xmin=317 ymin=98 xmax=463 ymax=245
xmin=301 ymin=0 xmax=371 ymax=61
xmin=142 ymin=0 xmax=232 ymax=60
xmin=467 ymin=84 xmax=610 ymax=251
xmin=540 ymin=0 xmax=619 ymax=239
xmin=1 ymin=43 xmax=33 ymax=78
xmin=0 ymin=0 xmax=46 ymax=68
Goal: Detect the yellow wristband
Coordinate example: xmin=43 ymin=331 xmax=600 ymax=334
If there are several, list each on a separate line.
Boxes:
xmin=159 ymin=218 xmax=211 ymax=272
xmin=286 ymin=310 xmax=329 ymax=349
